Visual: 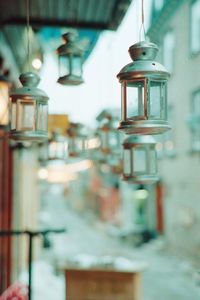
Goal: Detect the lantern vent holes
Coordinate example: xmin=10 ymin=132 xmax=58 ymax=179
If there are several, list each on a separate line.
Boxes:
xmin=152 ymin=63 xmax=156 ymax=66
xmin=142 ymin=52 xmax=146 ymax=56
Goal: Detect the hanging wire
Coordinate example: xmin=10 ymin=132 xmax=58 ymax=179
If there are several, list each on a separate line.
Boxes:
xmin=139 ymin=0 xmax=146 ymax=41
xmin=26 ymin=0 xmax=31 ymax=71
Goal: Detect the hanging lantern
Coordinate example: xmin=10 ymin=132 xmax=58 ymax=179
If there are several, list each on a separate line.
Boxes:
xmin=67 ymin=123 xmax=86 ymax=157
xmin=10 ymin=72 xmax=49 ymax=142
xmin=98 ymin=119 xmax=122 ymax=155
xmin=57 ymin=32 xmax=84 ymax=85
xmin=123 ymin=135 xmax=158 ymax=184
xmin=0 ymin=74 xmax=10 ymax=128
xmin=117 ymin=41 xmax=170 ymax=135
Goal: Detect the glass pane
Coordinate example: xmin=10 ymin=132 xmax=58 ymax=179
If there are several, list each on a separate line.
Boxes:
xmin=155 ymin=0 xmax=164 ymax=10
xmin=17 ymin=100 xmax=35 ymax=130
xmin=37 ymin=103 xmax=48 ymax=131
xmin=163 ymin=31 xmax=175 ymax=73
xmin=121 ymin=83 xmax=126 ymax=120
xmin=109 ymin=131 xmax=119 ymax=148
xmin=11 ymin=102 xmax=16 ymax=130
xmin=68 ymin=137 xmax=80 ymax=155
xmin=133 ymin=148 xmax=146 ymax=173
xmin=192 ymin=91 xmax=200 ymax=116
xmin=191 ymin=130 xmax=200 ymax=152
xmin=71 ymin=55 xmax=82 ymax=77
xmin=0 ymin=81 xmax=9 ymax=125
xmin=126 ymin=81 xmax=145 ymax=119
xmin=59 ymin=56 xmax=70 ymax=77
xmin=100 ymin=131 xmax=108 ymax=149
xmin=49 ymin=141 xmax=67 ymax=159
xmin=191 ymin=0 xmax=200 ymax=54
xmin=123 ymin=149 xmax=131 ymax=175
xmin=148 ymin=81 xmax=166 ymax=119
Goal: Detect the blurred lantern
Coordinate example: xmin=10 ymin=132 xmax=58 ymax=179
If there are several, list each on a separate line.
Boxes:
xmin=98 ymin=119 xmax=122 ymax=155
xmin=49 ymin=131 xmax=68 ymax=160
xmin=123 ymin=135 xmax=158 ymax=184
xmin=0 ymin=72 xmax=10 ymax=127
xmin=96 ymin=109 xmax=122 ymax=156
xmin=117 ymin=41 xmax=170 ymax=135
xmin=57 ymin=31 xmax=84 ymax=85
xmin=10 ymin=72 xmax=49 ymax=142
xmin=67 ymin=123 xmax=86 ymax=157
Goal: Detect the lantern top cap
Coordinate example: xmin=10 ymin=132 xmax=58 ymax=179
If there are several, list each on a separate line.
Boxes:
xmin=19 ymin=72 xmax=40 ymax=87
xmin=129 ymin=41 xmax=159 ymax=61
xmin=57 ymin=31 xmax=83 ymax=56
xmin=10 ymin=71 xmax=48 ymax=100
xmin=62 ymin=31 xmax=78 ymax=43
xmin=123 ymin=135 xmax=156 ymax=145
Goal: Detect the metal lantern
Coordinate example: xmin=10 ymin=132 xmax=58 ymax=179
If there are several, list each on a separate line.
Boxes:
xmin=10 ymin=72 xmax=49 ymax=141
xmin=57 ymin=32 xmax=84 ymax=85
xmin=67 ymin=123 xmax=86 ymax=157
xmin=123 ymin=135 xmax=158 ymax=184
xmin=0 ymin=74 xmax=10 ymax=127
xmin=98 ymin=119 xmax=121 ymax=155
xmin=117 ymin=41 xmax=170 ymax=135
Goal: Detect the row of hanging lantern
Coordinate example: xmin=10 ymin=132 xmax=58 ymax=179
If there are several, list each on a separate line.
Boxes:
xmin=8 ymin=29 xmax=84 ymax=143
xmin=117 ymin=39 xmax=170 ymax=184
xmin=3 ymin=0 xmax=170 ymax=186
xmin=0 ymin=0 xmax=84 ymax=142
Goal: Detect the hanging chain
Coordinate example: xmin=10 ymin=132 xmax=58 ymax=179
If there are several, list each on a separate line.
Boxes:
xmin=26 ymin=0 xmax=31 ymax=71
xmin=139 ymin=0 xmax=146 ymax=41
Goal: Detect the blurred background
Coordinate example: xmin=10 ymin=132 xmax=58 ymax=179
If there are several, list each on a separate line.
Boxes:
xmin=1 ymin=0 xmax=200 ymax=299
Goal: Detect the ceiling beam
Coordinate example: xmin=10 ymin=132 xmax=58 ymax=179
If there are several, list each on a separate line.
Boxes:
xmin=2 ymin=18 xmax=108 ymax=30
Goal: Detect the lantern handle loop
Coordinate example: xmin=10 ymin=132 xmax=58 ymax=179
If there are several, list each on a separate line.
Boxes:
xmin=139 ymin=0 xmax=146 ymax=41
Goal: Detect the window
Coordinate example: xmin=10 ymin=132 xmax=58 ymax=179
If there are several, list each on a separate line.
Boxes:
xmin=154 ymin=0 xmax=164 ymax=11
xmin=190 ymin=0 xmax=200 ymax=54
xmin=163 ymin=30 xmax=175 ymax=73
xmin=188 ymin=89 xmax=200 ymax=152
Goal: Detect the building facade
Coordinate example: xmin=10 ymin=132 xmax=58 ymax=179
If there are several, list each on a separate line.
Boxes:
xmin=148 ymin=0 xmax=200 ymax=260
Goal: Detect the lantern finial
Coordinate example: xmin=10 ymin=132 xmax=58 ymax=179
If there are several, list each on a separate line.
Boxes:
xmin=19 ymin=72 xmax=40 ymax=87
xmin=129 ymin=41 xmax=158 ymax=61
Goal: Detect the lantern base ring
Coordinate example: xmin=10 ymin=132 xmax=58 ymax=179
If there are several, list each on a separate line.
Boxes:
xmin=118 ymin=119 xmax=171 ymax=135
xmin=123 ymin=174 xmax=159 ymax=184
xmin=57 ymin=74 xmax=84 ymax=86
xmin=10 ymin=130 xmax=48 ymax=142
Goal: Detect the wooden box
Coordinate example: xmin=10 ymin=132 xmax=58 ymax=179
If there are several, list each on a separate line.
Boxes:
xmin=65 ymin=268 xmax=142 ymax=300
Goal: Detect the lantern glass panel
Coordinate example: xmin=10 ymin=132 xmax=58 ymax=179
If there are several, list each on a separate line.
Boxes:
xmin=17 ymin=100 xmax=35 ymax=131
xmin=126 ymin=80 xmax=145 ymax=119
xmin=0 ymin=81 xmax=9 ymax=125
xmin=59 ymin=56 xmax=70 ymax=77
xmin=110 ymin=130 xmax=119 ymax=148
xmin=68 ymin=137 xmax=84 ymax=155
xmin=100 ymin=131 xmax=108 ymax=149
xmin=148 ymin=80 xmax=167 ymax=119
xmin=11 ymin=102 xmax=16 ymax=130
xmin=71 ymin=55 xmax=82 ymax=77
xmin=49 ymin=141 xmax=67 ymax=159
xmin=68 ymin=137 xmax=76 ymax=154
xmin=37 ymin=103 xmax=48 ymax=131
xmin=133 ymin=147 xmax=146 ymax=173
xmin=123 ymin=149 xmax=131 ymax=175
